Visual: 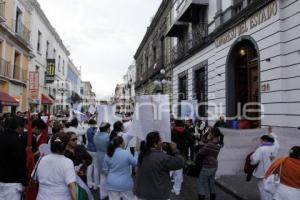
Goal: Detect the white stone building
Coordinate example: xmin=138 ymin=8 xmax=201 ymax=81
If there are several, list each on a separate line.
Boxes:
xmin=168 ymin=0 xmax=300 ymax=128
xmin=123 ymin=64 xmax=136 ymax=113
xmin=29 ymin=0 xmax=70 ymax=113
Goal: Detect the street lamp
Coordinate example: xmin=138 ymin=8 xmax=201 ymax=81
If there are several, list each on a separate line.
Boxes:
xmin=153 ymin=69 xmax=171 ymax=94
xmin=57 ymin=81 xmax=68 ymax=111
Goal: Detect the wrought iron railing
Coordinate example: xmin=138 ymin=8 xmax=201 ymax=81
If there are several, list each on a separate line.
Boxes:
xmin=171 ymin=22 xmax=208 ymax=63
xmin=0 ymin=57 xmax=11 ymax=78
xmin=12 ymin=64 xmax=27 ymax=83
xmin=12 ymin=19 xmax=30 ymax=43
xmin=0 ymin=1 xmax=5 ymax=21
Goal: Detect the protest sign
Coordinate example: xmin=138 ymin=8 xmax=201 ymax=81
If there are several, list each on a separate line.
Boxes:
xmin=96 ymin=105 xmax=122 ymax=126
xmin=129 ymin=95 xmax=171 ymax=142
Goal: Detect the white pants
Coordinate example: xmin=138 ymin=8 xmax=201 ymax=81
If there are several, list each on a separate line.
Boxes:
xmin=171 ymin=169 xmax=183 ymax=194
xmin=99 ymin=173 xmax=108 ymax=199
xmin=0 ymin=182 xmax=23 ymax=200
xmin=108 ymin=190 xmax=136 ymax=200
xmin=87 ymin=151 xmax=99 ymax=188
xmin=257 ymin=179 xmax=273 ymax=200
xmin=274 ymin=183 xmax=300 ymax=200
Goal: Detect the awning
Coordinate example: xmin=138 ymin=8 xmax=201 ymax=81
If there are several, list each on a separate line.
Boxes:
xmin=41 ymin=94 xmax=53 ymax=105
xmin=0 ymin=92 xmax=19 ymax=106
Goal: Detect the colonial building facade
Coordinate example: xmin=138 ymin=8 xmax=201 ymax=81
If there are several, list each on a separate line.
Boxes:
xmin=0 ymin=0 xmax=31 ymax=112
xmin=29 ymin=0 xmax=70 ymax=113
xmin=168 ymin=0 xmax=300 ymax=128
xmin=134 ymin=0 xmax=173 ymax=96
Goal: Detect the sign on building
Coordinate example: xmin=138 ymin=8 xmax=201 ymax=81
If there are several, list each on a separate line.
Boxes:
xmin=29 ymin=71 xmax=39 ymax=100
xmin=45 ymin=59 xmax=55 ymax=83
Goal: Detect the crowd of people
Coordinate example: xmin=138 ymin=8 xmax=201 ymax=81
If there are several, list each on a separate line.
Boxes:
xmin=0 ymin=111 xmax=299 ymax=200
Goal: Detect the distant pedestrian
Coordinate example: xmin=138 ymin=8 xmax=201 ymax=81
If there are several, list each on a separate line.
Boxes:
xmin=86 ymin=119 xmax=99 ymax=190
xmin=197 ymin=127 xmax=223 ymax=200
xmin=136 ymin=131 xmax=185 ymax=200
xmin=251 ymin=135 xmax=278 ymax=200
xmin=94 ymin=122 xmax=111 ymax=200
xmin=265 ymin=146 xmax=300 ymax=200
xmin=102 ymin=136 xmax=137 ymax=200
xmin=213 ymin=116 xmax=228 ymax=128
xmin=34 ymin=136 xmax=76 ymax=200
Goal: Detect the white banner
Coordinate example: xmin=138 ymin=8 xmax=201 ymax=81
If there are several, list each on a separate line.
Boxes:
xmin=216 ymin=128 xmax=300 ymax=176
xmin=96 ymin=105 xmax=122 ymax=126
xmin=88 ymin=105 xmax=96 ymax=114
xmin=128 ymin=95 xmax=171 ymax=143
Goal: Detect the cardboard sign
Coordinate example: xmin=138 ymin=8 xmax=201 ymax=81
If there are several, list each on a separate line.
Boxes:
xmin=128 ymin=95 xmax=171 ymax=143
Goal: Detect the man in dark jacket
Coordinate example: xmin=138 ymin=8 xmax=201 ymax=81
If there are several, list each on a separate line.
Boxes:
xmin=0 ymin=116 xmax=28 ymax=199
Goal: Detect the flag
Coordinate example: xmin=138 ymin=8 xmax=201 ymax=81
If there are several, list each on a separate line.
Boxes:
xmin=76 ymin=175 xmax=94 ymax=200
xmin=25 ymin=112 xmax=38 ymax=200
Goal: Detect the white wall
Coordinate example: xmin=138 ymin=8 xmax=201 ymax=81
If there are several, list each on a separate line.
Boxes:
xmin=172 ymin=0 xmax=300 ymax=128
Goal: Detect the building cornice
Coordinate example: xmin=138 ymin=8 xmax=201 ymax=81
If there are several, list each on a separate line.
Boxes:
xmin=29 ymin=0 xmax=70 ymax=56
xmin=134 ymin=0 xmax=169 ymax=59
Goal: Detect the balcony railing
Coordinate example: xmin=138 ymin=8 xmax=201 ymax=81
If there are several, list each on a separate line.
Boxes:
xmin=171 ymin=22 xmax=208 ymax=63
xmin=0 ymin=1 xmax=5 ymax=22
xmin=12 ymin=64 xmax=27 ymax=84
xmin=12 ymin=19 xmax=30 ymax=43
xmin=0 ymin=57 xmax=11 ymax=78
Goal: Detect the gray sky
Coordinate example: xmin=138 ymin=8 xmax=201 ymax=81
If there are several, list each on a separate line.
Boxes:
xmin=38 ymin=0 xmax=162 ymax=99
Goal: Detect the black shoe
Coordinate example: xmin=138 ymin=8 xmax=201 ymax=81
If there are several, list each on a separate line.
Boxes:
xmin=210 ymin=193 xmax=216 ymax=200
xmin=198 ymin=195 xmax=205 ymax=200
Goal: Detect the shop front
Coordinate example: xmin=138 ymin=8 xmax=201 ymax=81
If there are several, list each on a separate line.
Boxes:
xmin=0 ymin=91 xmax=19 ymax=113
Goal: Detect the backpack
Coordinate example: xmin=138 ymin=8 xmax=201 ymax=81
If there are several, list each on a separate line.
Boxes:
xmin=244 ymin=152 xmax=258 ymax=182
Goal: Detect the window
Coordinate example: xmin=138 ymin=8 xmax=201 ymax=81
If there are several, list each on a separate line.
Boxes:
xmin=37 ymin=31 xmax=42 ymax=53
xmin=58 ymin=56 xmax=61 ymax=72
xmin=153 ymin=46 xmax=157 ymax=61
xmin=46 ymin=41 xmax=49 ymax=58
xmin=15 ymin=8 xmax=22 ymax=33
xmin=193 ymin=62 xmax=208 ymax=117
xmin=178 ymin=72 xmax=188 ymax=117
xmin=62 ymin=60 xmax=65 ymax=75
xmin=178 ymin=73 xmax=188 ymax=101
xmin=53 ymin=49 xmax=56 ymax=59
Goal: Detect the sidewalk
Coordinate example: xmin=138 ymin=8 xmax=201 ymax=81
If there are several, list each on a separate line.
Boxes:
xmin=216 ymin=175 xmax=260 ymax=200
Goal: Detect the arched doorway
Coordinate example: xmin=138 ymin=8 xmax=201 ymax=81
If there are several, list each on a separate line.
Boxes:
xmin=226 ymin=36 xmax=260 ymax=128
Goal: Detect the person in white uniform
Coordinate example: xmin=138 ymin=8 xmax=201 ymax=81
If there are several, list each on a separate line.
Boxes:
xmin=251 ymin=135 xmax=278 ymax=200
xmin=35 ymin=136 xmax=76 ymax=200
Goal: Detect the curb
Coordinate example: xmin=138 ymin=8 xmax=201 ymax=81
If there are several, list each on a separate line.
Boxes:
xmin=215 ymin=179 xmax=247 ymax=200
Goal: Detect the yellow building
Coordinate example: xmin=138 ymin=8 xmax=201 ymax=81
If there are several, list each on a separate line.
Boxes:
xmin=0 ymin=0 xmax=31 ymax=113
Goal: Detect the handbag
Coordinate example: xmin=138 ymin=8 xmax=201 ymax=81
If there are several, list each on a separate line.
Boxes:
xmin=24 ymin=157 xmax=43 ymax=200
xmin=263 ymin=161 xmax=283 ymax=194
xmin=185 ymin=153 xmax=204 ymax=177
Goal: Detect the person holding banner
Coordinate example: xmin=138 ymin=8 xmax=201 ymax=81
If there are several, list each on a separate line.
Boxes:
xmin=251 ymin=135 xmax=278 ymax=200
xmin=265 ymin=146 xmax=300 ymax=200
xmin=102 ymin=136 xmax=137 ymax=200
xmin=136 ymin=131 xmax=185 ymax=200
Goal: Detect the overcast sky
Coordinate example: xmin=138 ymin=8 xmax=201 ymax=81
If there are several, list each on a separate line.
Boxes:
xmin=38 ymin=0 xmax=162 ymax=99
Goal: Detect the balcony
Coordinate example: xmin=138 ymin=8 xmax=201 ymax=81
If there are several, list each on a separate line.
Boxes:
xmin=0 ymin=1 xmax=5 ymax=22
xmin=171 ymin=22 xmax=208 ymax=63
xmin=0 ymin=57 xmax=11 ymax=78
xmin=12 ymin=64 xmax=27 ymax=84
xmin=147 ymin=55 xmax=164 ymax=78
xmin=176 ymin=0 xmax=208 ymax=22
xmin=12 ymin=19 xmax=30 ymax=44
